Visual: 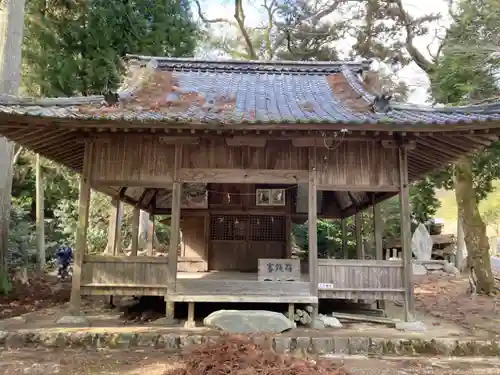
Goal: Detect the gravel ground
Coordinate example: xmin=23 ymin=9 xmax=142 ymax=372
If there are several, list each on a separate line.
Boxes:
xmin=1 ymin=349 xmax=500 ymax=375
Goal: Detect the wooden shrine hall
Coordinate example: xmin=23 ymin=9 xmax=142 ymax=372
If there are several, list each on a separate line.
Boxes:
xmin=1 ymin=56 xmax=500 ymax=324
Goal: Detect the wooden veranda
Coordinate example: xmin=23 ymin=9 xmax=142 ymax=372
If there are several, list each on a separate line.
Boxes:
xmin=1 ymin=56 xmax=500 ymax=324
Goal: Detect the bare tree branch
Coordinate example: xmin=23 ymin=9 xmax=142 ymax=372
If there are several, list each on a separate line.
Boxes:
xmin=11 ymin=145 xmax=22 ymax=166
xmin=262 ymin=0 xmax=277 ymax=59
xmin=391 ymin=0 xmax=436 ymax=73
xmin=234 ymin=0 xmax=258 ymax=59
xmin=194 ymin=0 xmax=234 ymax=25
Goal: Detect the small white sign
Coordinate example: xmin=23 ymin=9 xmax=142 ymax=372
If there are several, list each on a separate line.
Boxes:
xmin=318 ymin=283 xmax=335 ymax=289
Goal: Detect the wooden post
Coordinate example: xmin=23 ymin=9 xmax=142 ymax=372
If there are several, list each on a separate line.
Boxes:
xmin=35 ymin=154 xmax=45 ymax=272
xmin=166 ymin=144 xmax=182 ymax=321
xmin=185 ymin=302 xmax=195 ymax=328
xmin=373 ymin=202 xmax=383 ymax=261
xmin=355 ymin=212 xmax=363 ymax=259
xmin=147 ymin=215 xmax=155 ymax=255
xmin=106 ymin=198 xmax=122 ymax=255
xmin=341 ymin=218 xmax=348 ymax=259
xmin=69 ymin=141 xmax=93 ymax=315
xmin=398 ymin=146 xmax=415 ymax=322
xmin=131 ymin=206 xmax=140 ymax=256
xmin=373 ymin=201 xmax=385 ymax=310
xmin=288 ymin=303 xmax=295 ymax=323
xmin=285 ymin=215 xmax=292 ymax=258
xmin=308 ymin=147 xmax=318 ymax=320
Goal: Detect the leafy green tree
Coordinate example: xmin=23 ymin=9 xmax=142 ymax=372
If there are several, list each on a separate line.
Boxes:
xmin=10 ymin=0 xmax=199 ymax=273
xmin=23 ymin=0 xmax=198 ymax=96
xmin=429 ymin=0 xmax=500 ymax=293
xmin=410 ymin=179 xmax=440 ymax=224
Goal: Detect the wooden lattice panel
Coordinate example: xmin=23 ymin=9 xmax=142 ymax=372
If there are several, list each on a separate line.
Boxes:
xmin=210 ymin=215 xmax=286 ymax=242
xmin=210 ymin=215 xmax=248 ymax=241
xmin=249 ymin=215 xmax=285 ymax=241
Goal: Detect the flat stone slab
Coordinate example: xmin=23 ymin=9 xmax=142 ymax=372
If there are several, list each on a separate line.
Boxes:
xmin=395 ymin=321 xmax=427 ymax=332
xmin=204 ymin=310 xmax=294 ymax=333
xmin=56 ymin=315 xmax=89 ymax=327
xmin=0 ymin=329 xmax=499 ymax=357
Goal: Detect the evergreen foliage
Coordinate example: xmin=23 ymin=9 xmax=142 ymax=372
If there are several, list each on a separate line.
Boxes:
xmin=22 ymin=0 xmax=198 ymax=96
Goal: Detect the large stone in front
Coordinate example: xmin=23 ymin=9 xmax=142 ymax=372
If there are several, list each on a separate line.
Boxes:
xmin=203 ymin=310 xmax=294 ymax=333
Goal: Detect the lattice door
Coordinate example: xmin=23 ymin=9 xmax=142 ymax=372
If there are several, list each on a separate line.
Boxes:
xmin=209 ymin=214 xmax=286 ymax=271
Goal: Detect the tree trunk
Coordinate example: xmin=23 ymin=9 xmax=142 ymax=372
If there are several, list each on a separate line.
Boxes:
xmin=0 ymin=138 xmax=14 ymax=270
xmin=454 ymin=157 xmax=495 ymax=294
xmin=0 ymin=0 xmax=26 ymax=278
xmin=455 ymin=211 xmax=467 ymax=272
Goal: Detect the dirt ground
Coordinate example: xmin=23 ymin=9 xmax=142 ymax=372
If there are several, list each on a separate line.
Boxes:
xmin=0 ymin=349 xmax=499 ymax=375
xmin=0 ymin=273 xmax=499 ymax=338
xmin=413 ymin=274 xmax=500 ymax=336
xmin=0 ymin=274 xmax=70 ymax=320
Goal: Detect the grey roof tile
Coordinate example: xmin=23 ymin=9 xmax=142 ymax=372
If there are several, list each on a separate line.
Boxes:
xmin=1 ymin=56 xmax=500 ymax=126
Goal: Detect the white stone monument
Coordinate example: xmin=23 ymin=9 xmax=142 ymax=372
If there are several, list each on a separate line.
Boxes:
xmin=411 ymin=223 xmax=433 ymax=260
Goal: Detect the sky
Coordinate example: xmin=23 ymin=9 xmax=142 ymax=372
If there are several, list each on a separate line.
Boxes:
xmin=196 ymin=0 xmax=452 ymax=104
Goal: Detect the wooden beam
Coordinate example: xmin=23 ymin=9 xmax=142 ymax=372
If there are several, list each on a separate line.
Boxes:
xmin=373 ymin=198 xmax=385 ymax=310
xmin=341 ymin=218 xmax=348 ymax=259
xmin=381 ymin=139 xmax=416 ymax=149
xmin=69 ymin=140 xmax=93 ymax=315
xmin=398 ymin=146 xmax=415 ymax=322
xmin=373 ymin=200 xmax=383 ymax=261
xmin=226 ymin=136 xmax=266 ymax=147
xmin=179 ymin=168 xmax=308 ymax=184
xmin=130 ymin=206 xmax=140 ymax=256
xmin=166 ymin=144 xmax=183 ymax=321
xmin=147 ymin=214 xmax=155 ymax=256
xmin=106 ymin=197 xmax=122 ymax=255
xmin=308 ymin=147 xmax=318 ymax=320
xmin=318 ymin=184 xmax=399 ymax=192
xmin=355 ymin=212 xmax=363 ymax=259
xmin=158 ymin=136 xmax=199 ymax=145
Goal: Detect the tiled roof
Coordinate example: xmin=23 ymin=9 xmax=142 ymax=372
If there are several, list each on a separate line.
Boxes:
xmin=1 ymin=55 xmax=500 ymax=126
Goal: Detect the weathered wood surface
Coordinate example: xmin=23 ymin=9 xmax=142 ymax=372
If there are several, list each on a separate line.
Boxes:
xmin=90 ymin=136 xmax=398 ymax=190
xmin=258 ymin=258 xmax=300 ymax=281
xmin=91 ymin=136 xmax=175 ymax=184
xmin=315 ymin=141 xmax=399 ymax=189
xmin=81 ymin=256 xmax=170 ymax=295
xmin=180 ymin=168 xmax=308 ymax=184
xmin=167 ymin=279 xmax=315 ymax=303
xmin=317 ymin=259 xmax=404 ymax=301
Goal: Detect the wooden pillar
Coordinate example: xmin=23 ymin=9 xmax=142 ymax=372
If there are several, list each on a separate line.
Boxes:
xmin=166 ymin=144 xmax=182 ymax=320
xmin=285 ymin=215 xmax=292 ymax=258
xmin=69 ymin=141 xmax=93 ymax=315
xmin=185 ymin=302 xmax=195 ymax=328
xmin=106 ymin=198 xmax=122 ymax=255
xmin=398 ymin=146 xmax=415 ymax=321
xmin=147 ymin=214 xmax=155 ymax=256
xmin=373 ymin=202 xmax=383 ymax=260
xmin=373 ymin=201 xmax=385 ymax=310
xmin=130 ymin=206 xmax=140 ymax=256
xmin=308 ymin=147 xmax=318 ymax=320
xmin=35 ymin=154 xmax=45 ymax=272
xmin=355 ymin=212 xmax=363 ymax=259
xmin=341 ymin=218 xmax=348 ymax=259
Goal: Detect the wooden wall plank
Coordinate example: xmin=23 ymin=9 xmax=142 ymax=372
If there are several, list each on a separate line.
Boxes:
xmin=90 ymin=136 xmax=398 ymax=190
xmin=316 ymin=141 xmax=399 ymax=189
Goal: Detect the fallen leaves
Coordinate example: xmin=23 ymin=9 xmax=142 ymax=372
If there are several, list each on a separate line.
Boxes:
xmin=414 ymin=274 xmax=500 ymax=336
xmin=165 ymin=335 xmax=350 ymax=375
xmin=0 ymin=274 xmax=70 ymax=320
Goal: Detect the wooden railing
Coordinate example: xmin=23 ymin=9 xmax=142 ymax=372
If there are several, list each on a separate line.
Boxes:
xmin=81 ymin=255 xmax=169 ymax=296
xmin=317 ymin=259 xmax=405 ymax=301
